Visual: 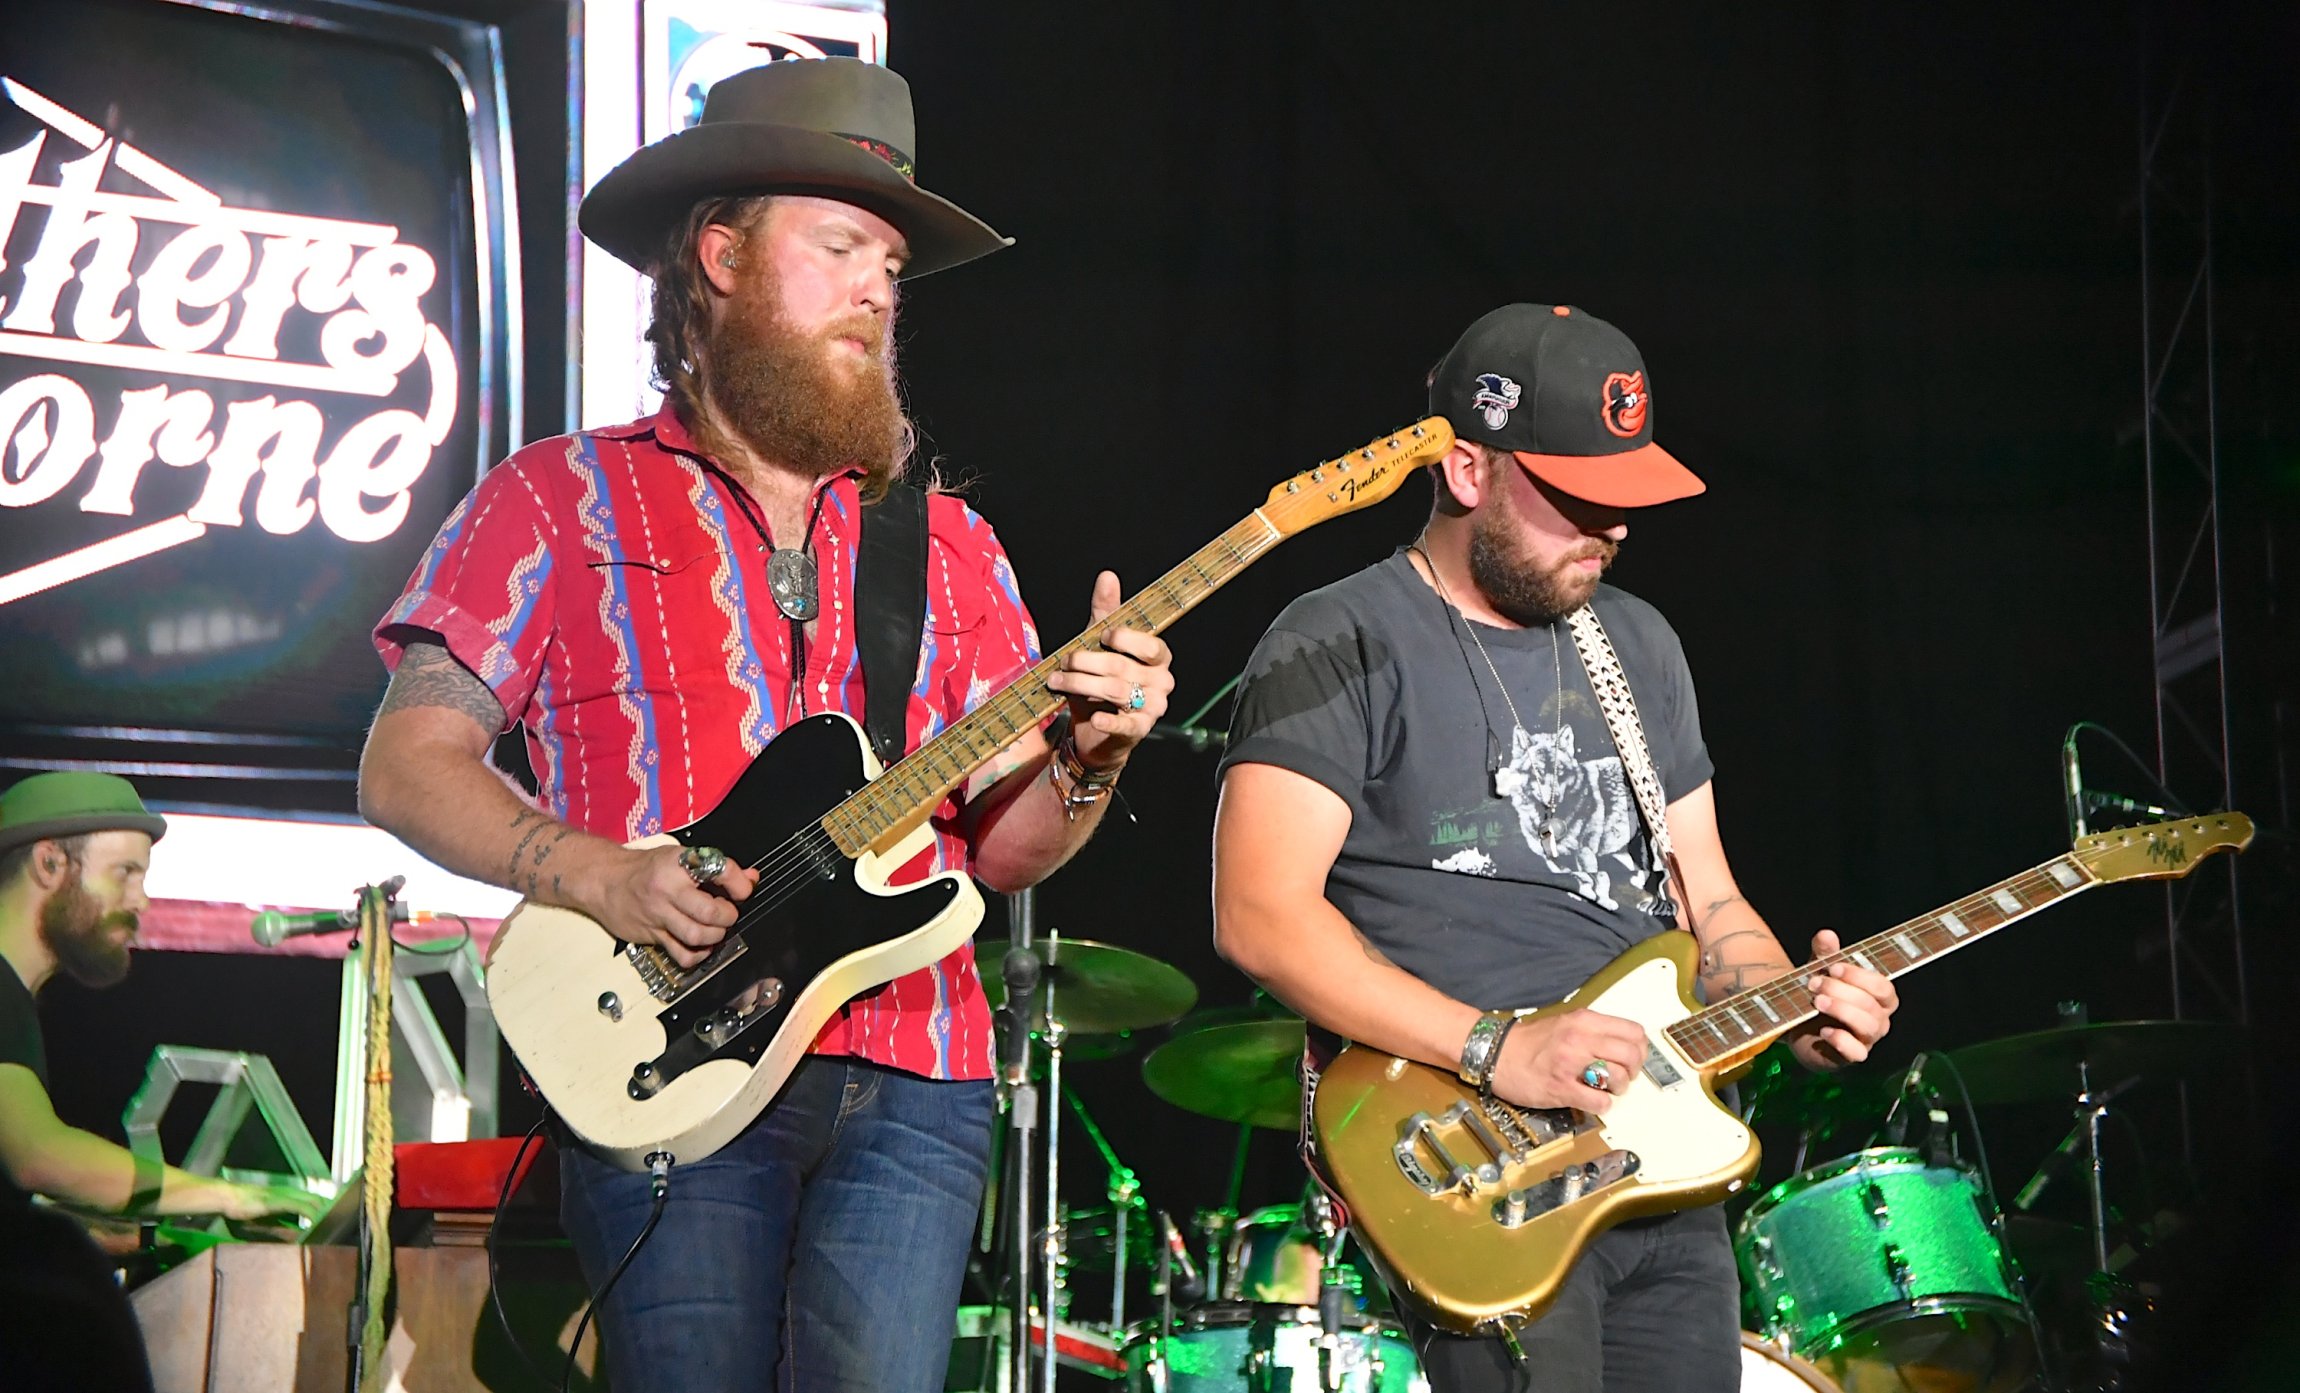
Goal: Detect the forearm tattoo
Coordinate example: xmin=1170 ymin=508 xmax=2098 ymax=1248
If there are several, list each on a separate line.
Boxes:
xmin=504 ymin=807 xmax=578 ymax=901
xmin=377 ymin=640 xmax=506 ymax=731
xmin=1697 ymin=927 xmax=1791 ymax=995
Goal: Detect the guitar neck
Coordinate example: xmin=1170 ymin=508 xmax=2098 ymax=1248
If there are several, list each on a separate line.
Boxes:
xmin=1665 ymin=853 xmax=2099 ymax=1068
xmin=818 ymin=511 xmax=1283 ymax=855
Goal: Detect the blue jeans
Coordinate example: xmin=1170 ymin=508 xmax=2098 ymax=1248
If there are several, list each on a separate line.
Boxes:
xmin=559 ymin=1056 xmax=997 ymax=1393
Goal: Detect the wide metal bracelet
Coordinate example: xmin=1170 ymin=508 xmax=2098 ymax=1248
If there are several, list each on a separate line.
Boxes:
xmin=1457 ymin=1009 xmax=1513 ymax=1088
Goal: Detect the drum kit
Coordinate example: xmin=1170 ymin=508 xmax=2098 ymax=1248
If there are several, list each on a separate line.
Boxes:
xmin=963 ymin=919 xmax=2229 ymax=1393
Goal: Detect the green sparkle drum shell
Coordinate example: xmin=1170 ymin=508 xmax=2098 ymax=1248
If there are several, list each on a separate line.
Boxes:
xmin=1737 ymin=1148 xmax=2034 ymax=1393
xmin=1122 ymin=1303 xmax=1425 ymax=1392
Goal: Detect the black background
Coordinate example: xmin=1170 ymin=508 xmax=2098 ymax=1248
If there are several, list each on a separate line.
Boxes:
xmin=29 ymin=0 xmax=2300 ymax=1382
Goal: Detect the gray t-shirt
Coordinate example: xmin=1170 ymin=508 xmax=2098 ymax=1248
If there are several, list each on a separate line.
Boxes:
xmin=1221 ymin=551 xmax=1714 ymax=1015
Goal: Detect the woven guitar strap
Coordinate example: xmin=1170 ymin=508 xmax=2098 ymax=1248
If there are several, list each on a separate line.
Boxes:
xmin=1564 ymin=605 xmax=1692 ymax=930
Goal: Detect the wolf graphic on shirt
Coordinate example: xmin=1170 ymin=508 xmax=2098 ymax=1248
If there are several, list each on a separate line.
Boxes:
xmin=1492 ymin=724 xmax=1647 ymax=911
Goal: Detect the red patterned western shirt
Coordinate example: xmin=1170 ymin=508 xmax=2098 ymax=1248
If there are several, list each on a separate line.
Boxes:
xmin=374 ymin=408 xmax=1043 ymax=1081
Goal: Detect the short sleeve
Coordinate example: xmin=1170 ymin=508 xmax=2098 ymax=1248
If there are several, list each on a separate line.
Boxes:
xmin=1648 ymin=618 xmax=1714 ymax=802
xmin=1218 ymin=605 xmax=1376 ymax=814
xmin=373 ymin=458 xmax=561 ymax=729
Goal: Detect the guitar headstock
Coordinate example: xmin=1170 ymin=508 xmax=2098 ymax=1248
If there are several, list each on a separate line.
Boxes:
xmin=2072 ymin=812 xmax=2254 ymax=883
xmin=1258 ymin=418 xmax=1455 ymax=536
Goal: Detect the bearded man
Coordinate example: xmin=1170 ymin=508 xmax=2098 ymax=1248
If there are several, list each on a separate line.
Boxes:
xmin=1211 ymin=304 xmax=1898 ymax=1392
xmin=357 ymin=58 xmax=1174 ymax=1393
xmin=0 ymin=772 xmax=321 ymax=1392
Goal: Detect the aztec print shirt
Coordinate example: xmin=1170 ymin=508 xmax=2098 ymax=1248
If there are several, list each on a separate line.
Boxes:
xmin=374 ymin=408 xmax=1043 ymax=1081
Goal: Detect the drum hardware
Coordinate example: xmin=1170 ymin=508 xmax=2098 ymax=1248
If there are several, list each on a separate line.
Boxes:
xmin=982 ymin=920 xmax=1197 ymax=1393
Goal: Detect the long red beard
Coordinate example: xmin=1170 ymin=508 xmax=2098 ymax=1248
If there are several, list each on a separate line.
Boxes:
xmin=699 ymin=277 xmax=906 ymax=482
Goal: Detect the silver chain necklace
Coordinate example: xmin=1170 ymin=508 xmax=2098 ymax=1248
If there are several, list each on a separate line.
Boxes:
xmin=1410 ymin=546 xmax=1570 ymax=855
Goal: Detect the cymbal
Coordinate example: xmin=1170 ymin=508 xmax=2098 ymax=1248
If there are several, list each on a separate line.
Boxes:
xmin=1941 ymin=1020 xmax=2244 ymax=1106
xmin=975 ymin=938 xmax=1197 ymax=1036
xmin=1141 ymin=1018 xmax=1307 ymax=1130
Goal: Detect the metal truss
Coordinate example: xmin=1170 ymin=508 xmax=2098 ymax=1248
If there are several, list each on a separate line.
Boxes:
xmin=2135 ymin=22 xmax=2247 ymax=1030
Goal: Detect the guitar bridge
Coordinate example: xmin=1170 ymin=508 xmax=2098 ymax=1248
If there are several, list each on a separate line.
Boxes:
xmin=1490 ymin=1149 xmax=1642 ymax=1228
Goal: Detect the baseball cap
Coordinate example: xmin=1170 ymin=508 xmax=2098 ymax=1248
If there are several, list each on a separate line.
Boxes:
xmin=1428 ymin=303 xmax=1704 ymax=507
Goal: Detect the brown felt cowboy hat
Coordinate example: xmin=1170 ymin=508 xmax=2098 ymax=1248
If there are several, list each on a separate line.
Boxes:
xmin=579 ymin=56 xmax=1011 ymax=278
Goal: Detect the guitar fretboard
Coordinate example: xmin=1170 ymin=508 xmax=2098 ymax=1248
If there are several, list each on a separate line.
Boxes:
xmin=818 ymin=513 xmax=1283 ymax=855
xmin=1663 ymin=855 xmax=2098 ymax=1067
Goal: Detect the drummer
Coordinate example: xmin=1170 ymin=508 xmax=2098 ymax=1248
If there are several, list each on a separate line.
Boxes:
xmin=1209 ymin=305 xmax=1900 ymax=1391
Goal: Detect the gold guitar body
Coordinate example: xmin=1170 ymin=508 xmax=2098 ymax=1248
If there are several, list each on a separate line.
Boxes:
xmin=1311 ymin=931 xmax=1763 ymax=1335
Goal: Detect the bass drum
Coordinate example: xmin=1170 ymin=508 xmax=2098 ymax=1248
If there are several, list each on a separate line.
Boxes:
xmin=1741 ymin=1331 xmax=1845 ymax=1392
xmin=1122 ymin=1303 xmax=1425 ymax=1392
xmin=1739 ymin=1148 xmax=2035 ymax=1393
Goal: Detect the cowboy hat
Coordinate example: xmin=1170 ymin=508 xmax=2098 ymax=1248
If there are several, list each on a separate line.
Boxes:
xmin=579 ymin=56 xmax=1010 ymax=278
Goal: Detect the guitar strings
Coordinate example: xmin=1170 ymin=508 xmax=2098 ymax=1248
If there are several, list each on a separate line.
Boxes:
xmin=1665 ymin=862 xmax=2083 ymax=1060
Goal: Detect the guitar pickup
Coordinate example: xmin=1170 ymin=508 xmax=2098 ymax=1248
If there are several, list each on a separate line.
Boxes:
xmin=1490 ymin=1149 xmax=1641 ymax=1228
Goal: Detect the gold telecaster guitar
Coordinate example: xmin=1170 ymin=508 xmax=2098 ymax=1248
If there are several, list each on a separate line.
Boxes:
xmin=1310 ymin=812 xmax=2254 ymax=1336
xmin=484 ymin=419 xmax=1452 ymax=1170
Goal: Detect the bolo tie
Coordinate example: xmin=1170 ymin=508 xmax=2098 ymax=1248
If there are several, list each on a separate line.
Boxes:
xmin=696 ymin=459 xmax=831 ymax=718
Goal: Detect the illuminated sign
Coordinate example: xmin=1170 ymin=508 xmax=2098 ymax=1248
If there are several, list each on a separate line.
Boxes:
xmin=0 ymin=0 xmax=514 ymax=760
xmin=0 ymin=78 xmax=458 ymax=606
xmin=578 ymin=1 xmax=887 ymax=427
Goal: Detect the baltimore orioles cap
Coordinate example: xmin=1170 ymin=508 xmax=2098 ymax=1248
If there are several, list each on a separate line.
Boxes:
xmin=1429 ymin=303 xmax=1705 ymax=508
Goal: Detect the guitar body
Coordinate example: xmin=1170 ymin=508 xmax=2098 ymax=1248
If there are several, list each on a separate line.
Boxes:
xmin=484 ymin=712 xmax=980 ymax=1170
xmin=1311 ymin=931 xmax=1760 ymax=1334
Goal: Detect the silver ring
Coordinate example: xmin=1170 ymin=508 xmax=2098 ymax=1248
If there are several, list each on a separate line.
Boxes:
xmin=1127 ymin=683 xmax=1147 ymax=711
xmin=678 ymin=845 xmax=728 ymax=887
xmin=1581 ymin=1060 xmax=1612 ymax=1092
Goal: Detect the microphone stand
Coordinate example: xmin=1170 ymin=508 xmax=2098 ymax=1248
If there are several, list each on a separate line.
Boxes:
xmin=346 ymin=876 xmax=405 ymax=1393
xmin=999 ymin=890 xmax=1043 ymax=1393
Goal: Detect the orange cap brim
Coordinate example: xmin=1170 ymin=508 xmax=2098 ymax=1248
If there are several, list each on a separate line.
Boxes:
xmin=1511 ymin=441 xmax=1706 ymax=508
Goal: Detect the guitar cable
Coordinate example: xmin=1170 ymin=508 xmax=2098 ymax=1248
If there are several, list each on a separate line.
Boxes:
xmin=484 ymin=1112 xmax=556 ymax=1390
xmin=559 ymin=1151 xmax=673 ymax=1393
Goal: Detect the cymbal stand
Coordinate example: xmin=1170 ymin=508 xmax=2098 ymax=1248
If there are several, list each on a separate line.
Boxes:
xmin=1310 ymin=1192 xmax=1352 ymax=1392
xmin=1039 ymin=927 xmax=1065 ymax=1393
xmin=1061 ymin=1085 xmax=1140 ymax=1332
xmin=998 ymin=891 xmax=1044 ymax=1393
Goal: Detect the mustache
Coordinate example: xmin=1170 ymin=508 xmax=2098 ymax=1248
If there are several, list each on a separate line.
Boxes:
xmin=1569 ymin=538 xmax=1621 ymax=567
xmin=811 ymin=311 xmax=887 ymax=358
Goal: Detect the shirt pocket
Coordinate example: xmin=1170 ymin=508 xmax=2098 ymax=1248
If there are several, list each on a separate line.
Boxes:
xmin=581 ymin=539 xmax=742 ymax=694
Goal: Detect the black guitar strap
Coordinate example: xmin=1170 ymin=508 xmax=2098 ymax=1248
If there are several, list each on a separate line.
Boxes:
xmin=855 ymin=482 xmax=929 ymax=766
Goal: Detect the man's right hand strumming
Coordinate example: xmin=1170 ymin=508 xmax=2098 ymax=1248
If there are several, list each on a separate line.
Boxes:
xmin=571 ymin=843 xmax=759 ymax=970
xmin=1485 ymin=1008 xmax=1651 ymax=1116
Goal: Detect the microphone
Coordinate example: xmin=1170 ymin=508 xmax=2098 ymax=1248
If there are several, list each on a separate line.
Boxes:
xmin=2061 ymin=729 xmax=2087 ymax=841
xmin=249 ymin=901 xmax=419 ymax=947
xmin=2085 ymin=790 xmax=2177 ymax=819
xmin=2015 ymin=1119 xmax=2087 ymax=1211
xmin=1157 ymin=1211 xmax=1204 ymax=1302
xmin=1881 ymin=1052 xmax=1930 ymax=1147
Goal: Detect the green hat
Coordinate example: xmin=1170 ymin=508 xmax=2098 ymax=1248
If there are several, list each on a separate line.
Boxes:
xmin=0 ymin=772 xmax=167 ymax=858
